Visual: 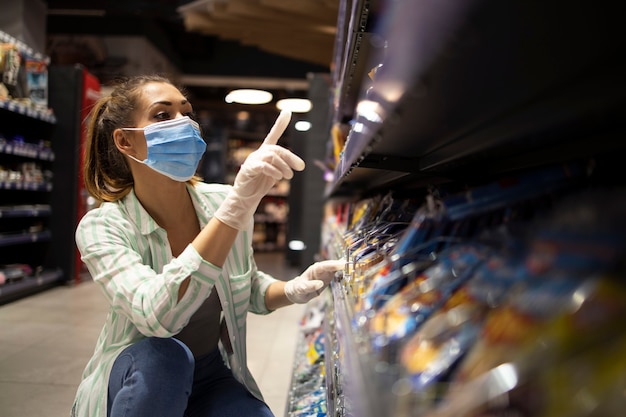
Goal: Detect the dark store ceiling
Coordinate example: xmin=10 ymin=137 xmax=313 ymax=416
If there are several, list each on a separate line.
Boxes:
xmin=44 ymin=0 xmax=337 ymax=127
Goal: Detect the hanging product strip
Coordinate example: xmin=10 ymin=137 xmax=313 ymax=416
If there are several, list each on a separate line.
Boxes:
xmin=320 ymin=162 xmax=626 ymax=417
xmin=286 ymin=296 xmax=330 ymax=417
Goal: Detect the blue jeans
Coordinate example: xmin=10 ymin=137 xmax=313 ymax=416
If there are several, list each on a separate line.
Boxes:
xmin=107 ymin=337 xmax=274 ymax=417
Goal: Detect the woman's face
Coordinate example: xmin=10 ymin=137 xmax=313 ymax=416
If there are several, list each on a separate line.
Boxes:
xmin=133 ymin=82 xmax=195 ymax=129
xmin=126 ymin=81 xmax=196 ymax=159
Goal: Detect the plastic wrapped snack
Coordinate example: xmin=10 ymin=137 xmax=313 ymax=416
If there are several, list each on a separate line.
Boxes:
xmin=399 ymin=252 xmax=527 ymax=392
xmin=368 ymin=243 xmax=491 ymax=354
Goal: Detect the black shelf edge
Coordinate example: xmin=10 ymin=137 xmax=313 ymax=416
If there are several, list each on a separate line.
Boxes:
xmin=325 ymin=0 xmax=626 ymax=199
xmin=333 ymin=0 xmax=381 ymax=123
xmin=0 ymin=205 xmax=52 ymax=218
xmin=0 ymin=268 xmax=64 ymax=306
xmin=336 ymin=31 xmax=374 ymax=121
xmin=0 ymin=143 xmax=56 ymax=161
xmin=0 ymin=181 xmax=53 ymax=192
xmin=330 ymin=0 xmax=353 ymax=91
xmin=0 ymin=30 xmax=50 ymax=62
xmin=0 ymin=99 xmax=57 ymax=124
xmin=0 ymin=230 xmax=52 ymax=247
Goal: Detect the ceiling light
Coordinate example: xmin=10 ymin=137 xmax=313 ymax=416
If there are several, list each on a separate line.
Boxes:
xmin=276 ymin=98 xmax=312 ymax=113
xmin=294 ymin=121 xmax=312 ymax=131
xmin=225 ymin=89 xmax=272 ymax=105
xmin=288 ymin=240 xmax=307 ymax=251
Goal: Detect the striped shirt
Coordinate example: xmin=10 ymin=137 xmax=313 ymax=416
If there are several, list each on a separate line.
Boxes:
xmin=71 ymin=182 xmax=277 ymax=417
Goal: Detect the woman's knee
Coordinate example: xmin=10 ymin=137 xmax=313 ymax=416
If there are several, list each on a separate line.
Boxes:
xmin=122 ymin=337 xmax=195 ymax=386
xmin=108 ymin=338 xmax=195 ymax=416
xmin=146 ymin=337 xmax=195 ymax=375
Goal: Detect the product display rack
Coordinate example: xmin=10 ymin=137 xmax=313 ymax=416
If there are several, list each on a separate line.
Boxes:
xmin=0 ymin=30 xmax=63 ymax=304
xmin=287 ymin=1 xmax=626 ymax=416
xmin=0 ymin=99 xmax=56 ymax=124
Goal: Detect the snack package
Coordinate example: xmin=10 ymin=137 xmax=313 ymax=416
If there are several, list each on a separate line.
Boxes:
xmin=289 ymin=386 xmax=327 ymax=415
xmin=430 ymin=275 xmax=626 ymax=417
xmin=25 ymin=58 xmax=48 ymax=109
xmin=356 ymin=201 xmax=448 ymax=314
xmin=367 ymin=243 xmax=491 ymax=354
xmin=330 ymin=122 xmax=348 ymax=167
xmin=306 ymin=329 xmax=326 ymax=366
xmin=292 ymin=327 xmax=326 ymax=386
xmin=399 ymin=252 xmax=527 ymax=393
xmin=453 ymin=189 xmax=626 ymax=384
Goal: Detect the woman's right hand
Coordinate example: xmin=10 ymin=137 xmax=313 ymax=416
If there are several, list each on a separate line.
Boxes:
xmin=214 ymin=110 xmax=305 ymax=230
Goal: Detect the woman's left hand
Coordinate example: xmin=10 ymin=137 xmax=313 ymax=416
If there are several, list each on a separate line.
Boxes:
xmin=284 ymin=259 xmax=345 ymax=304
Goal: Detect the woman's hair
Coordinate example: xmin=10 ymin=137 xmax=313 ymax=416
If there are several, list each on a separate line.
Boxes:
xmin=83 ymin=74 xmax=198 ymax=202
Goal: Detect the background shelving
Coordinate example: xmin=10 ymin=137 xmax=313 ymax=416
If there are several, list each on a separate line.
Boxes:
xmin=226 ymin=129 xmax=294 ymax=252
xmin=0 ymin=99 xmax=56 ymax=123
xmin=0 ymin=30 xmax=62 ymax=303
xmin=0 ymin=32 xmax=98 ymax=302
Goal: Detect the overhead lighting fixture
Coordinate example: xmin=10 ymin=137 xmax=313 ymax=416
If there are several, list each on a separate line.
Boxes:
xmin=288 ymin=240 xmax=307 ymax=251
xmin=225 ymin=89 xmax=272 ymax=105
xmin=276 ymin=98 xmax=312 ymax=113
xmin=294 ymin=121 xmax=312 ymax=132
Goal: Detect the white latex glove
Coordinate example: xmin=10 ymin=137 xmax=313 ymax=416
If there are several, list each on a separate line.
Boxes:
xmin=285 ymin=259 xmax=345 ymax=304
xmin=214 ymin=110 xmax=305 ymax=230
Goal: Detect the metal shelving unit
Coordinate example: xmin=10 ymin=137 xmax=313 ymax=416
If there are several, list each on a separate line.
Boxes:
xmin=288 ymin=0 xmax=626 ymax=416
xmin=0 ymin=30 xmax=64 ymax=305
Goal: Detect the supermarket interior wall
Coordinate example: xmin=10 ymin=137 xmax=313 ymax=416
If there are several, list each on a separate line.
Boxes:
xmin=0 ymin=0 xmax=46 ymax=54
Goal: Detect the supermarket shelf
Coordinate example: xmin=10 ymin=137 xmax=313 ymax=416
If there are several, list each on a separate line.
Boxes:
xmin=0 ymin=205 xmax=51 ymax=218
xmin=0 ymin=30 xmax=65 ymax=307
xmin=0 ymin=181 xmax=53 ymax=192
xmin=0 ymin=30 xmax=49 ymax=62
xmin=322 ymin=303 xmax=338 ymax=417
xmin=0 ymin=230 xmax=52 ymax=247
xmin=329 ymin=279 xmax=391 ymax=417
xmin=332 ymin=0 xmax=379 ymax=123
xmin=0 ymin=268 xmax=63 ymax=306
xmin=0 ymin=99 xmax=56 ymax=124
xmin=325 ymin=0 xmax=626 ymax=198
xmin=0 ymin=140 xmax=55 ymax=161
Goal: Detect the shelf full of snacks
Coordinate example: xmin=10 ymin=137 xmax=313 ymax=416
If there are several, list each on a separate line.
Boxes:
xmin=286 ymin=1 xmax=626 ymax=417
xmin=285 ymin=296 xmax=331 ymax=417
xmin=0 ymin=30 xmax=63 ymax=304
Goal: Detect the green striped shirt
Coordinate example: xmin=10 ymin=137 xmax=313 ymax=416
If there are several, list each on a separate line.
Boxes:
xmin=71 ymin=182 xmax=277 ymax=417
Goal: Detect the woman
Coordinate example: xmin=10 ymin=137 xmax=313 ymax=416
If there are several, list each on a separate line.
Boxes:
xmin=72 ymin=75 xmax=343 ymax=417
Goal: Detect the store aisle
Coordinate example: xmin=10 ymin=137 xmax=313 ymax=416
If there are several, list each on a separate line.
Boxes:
xmin=0 ymin=252 xmax=305 ymax=417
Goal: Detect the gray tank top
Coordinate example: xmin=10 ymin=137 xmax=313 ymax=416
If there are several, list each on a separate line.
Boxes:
xmin=176 ymin=289 xmax=222 ymax=358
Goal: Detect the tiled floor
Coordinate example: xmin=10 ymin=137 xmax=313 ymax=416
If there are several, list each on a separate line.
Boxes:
xmin=0 ymin=252 xmax=306 ymax=417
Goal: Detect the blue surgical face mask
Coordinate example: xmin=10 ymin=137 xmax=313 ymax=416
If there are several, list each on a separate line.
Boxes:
xmin=123 ymin=116 xmax=207 ymax=182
